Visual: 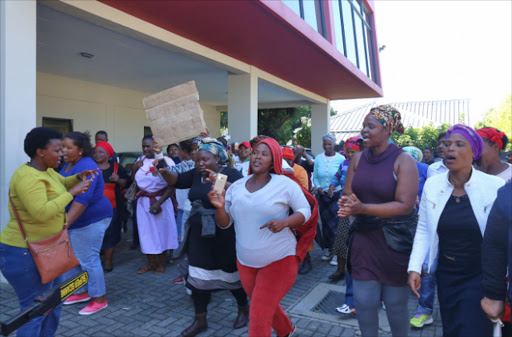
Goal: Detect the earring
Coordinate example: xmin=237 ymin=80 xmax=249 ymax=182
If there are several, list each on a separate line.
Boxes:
xmin=40 ymin=154 xmax=44 ymax=157
xmin=79 ymin=152 xmax=82 ymax=155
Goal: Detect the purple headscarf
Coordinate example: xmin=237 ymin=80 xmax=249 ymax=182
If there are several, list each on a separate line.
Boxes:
xmin=446 ymin=124 xmax=483 ymax=160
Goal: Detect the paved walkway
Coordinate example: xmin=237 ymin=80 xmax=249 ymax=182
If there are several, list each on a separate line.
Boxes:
xmin=0 ymin=223 xmax=442 ymax=337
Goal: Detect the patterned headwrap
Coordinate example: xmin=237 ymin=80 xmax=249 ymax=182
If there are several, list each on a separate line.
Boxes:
xmin=403 ymin=146 xmax=423 ymax=163
xmin=345 ymin=135 xmax=361 ymax=151
xmin=322 ymin=134 xmax=336 ymax=144
xmin=476 ymin=127 xmax=506 ymax=150
xmin=446 ymin=124 xmax=483 ymax=160
xmin=95 ymin=141 xmax=114 ymax=159
xmin=368 ymin=104 xmax=405 ymax=134
xmin=198 ymin=137 xmax=232 ymax=166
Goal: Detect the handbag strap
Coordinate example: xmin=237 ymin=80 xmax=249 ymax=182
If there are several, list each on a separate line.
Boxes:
xmin=8 ymin=189 xmax=29 ymax=243
xmin=8 ymin=188 xmax=68 ymax=244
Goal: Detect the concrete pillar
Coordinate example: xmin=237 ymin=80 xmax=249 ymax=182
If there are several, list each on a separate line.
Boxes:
xmin=310 ymin=102 xmax=331 ymax=156
xmin=0 ymin=0 xmax=37 ymax=231
xmin=227 ymin=73 xmax=258 ymax=143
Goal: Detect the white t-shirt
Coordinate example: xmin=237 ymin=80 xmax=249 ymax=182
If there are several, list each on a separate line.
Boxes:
xmin=224 ymin=174 xmax=311 ymax=268
xmin=496 ymin=163 xmax=512 ymax=182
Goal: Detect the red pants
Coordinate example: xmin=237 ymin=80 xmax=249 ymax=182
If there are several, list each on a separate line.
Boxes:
xmin=237 ymin=255 xmax=298 ymax=337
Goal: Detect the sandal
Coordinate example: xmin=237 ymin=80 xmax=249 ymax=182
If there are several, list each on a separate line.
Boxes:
xmin=137 ymin=265 xmax=156 ymax=274
xmin=154 ymin=265 xmax=165 ymax=275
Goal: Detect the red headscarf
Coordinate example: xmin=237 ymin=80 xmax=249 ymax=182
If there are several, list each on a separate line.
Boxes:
xmin=248 ymin=138 xmax=283 ymax=175
xmin=250 ymin=137 xmax=318 ymax=263
xmin=476 ymin=127 xmax=505 ymax=150
xmin=95 ymin=141 xmax=114 ymax=159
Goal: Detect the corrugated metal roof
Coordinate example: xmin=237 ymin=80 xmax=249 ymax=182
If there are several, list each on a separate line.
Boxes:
xmin=330 ymin=99 xmax=470 ymax=142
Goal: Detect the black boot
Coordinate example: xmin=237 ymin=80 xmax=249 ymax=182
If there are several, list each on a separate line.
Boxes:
xmin=233 ymin=305 xmax=249 ymax=329
xmin=298 ymin=253 xmax=312 ymax=275
xmin=181 ymin=313 xmax=207 ymax=337
xmin=328 ymin=256 xmax=346 ymax=282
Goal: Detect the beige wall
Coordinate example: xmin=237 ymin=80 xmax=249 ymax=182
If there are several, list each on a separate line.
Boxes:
xmin=37 ymin=72 xmax=220 ymax=152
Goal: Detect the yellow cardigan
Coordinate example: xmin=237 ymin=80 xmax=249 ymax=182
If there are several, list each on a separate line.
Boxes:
xmin=0 ymin=164 xmax=81 ymax=248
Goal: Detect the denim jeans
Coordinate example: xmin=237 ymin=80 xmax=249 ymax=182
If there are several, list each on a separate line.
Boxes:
xmin=63 ymin=217 xmax=111 ymax=298
xmin=344 ymin=268 xmax=355 ymax=308
xmin=0 ymin=243 xmax=64 ymax=337
xmin=416 ymin=252 xmax=438 ymax=315
xmin=176 ymin=209 xmax=190 ymax=242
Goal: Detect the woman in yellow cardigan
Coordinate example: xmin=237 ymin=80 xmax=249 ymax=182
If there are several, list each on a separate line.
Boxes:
xmin=0 ymin=127 xmax=97 ymax=337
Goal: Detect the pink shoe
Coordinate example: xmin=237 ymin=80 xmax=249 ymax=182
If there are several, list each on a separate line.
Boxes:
xmin=78 ymin=300 xmax=108 ymax=315
xmin=173 ymin=275 xmax=184 ymax=284
xmin=63 ymin=293 xmax=91 ymax=305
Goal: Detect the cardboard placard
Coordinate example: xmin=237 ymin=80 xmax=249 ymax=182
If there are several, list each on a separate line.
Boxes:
xmin=143 ymin=81 xmax=206 ymax=146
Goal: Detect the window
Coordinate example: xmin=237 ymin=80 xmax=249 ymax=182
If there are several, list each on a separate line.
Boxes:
xmin=332 ymin=0 xmax=378 ymax=84
xmin=283 ymin=0 xmax=326 ymax=37
xmin=42 ymin=117 xmax=73 ymax=134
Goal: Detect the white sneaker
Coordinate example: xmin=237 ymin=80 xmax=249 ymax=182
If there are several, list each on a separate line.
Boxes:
xmin=336 ymin=304 xmax=356 ymax=314
xmin=381 ymin=301 xmax=386 ymax=310
xmin=321 ymin=251 xmax=334 ymax=261
xmin=330 ymin=255 xmax=338 ymax=266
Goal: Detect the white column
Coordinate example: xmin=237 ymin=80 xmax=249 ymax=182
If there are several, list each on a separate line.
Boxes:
xmin=0 ymin=0 xmax=37 ymax=231
xmin=310 ymin=102 xmax=330 ymax=156
xmin=227 ymin=73 xmax=258 ymax=143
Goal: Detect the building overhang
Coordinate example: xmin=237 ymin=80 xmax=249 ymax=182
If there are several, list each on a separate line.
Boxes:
xmin=98 ymin=0 xmax=383 ymax=100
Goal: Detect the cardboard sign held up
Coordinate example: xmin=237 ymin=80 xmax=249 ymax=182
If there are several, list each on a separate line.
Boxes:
xmin=143 ymin=81 xmax=206 ymax=146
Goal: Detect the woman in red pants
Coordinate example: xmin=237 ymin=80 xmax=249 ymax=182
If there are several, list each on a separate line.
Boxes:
xmin=208 ymin=137 xmax=317 ymax=337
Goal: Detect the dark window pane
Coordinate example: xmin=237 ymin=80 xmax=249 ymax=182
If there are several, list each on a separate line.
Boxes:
xmin=42 ymin=117 xmax=73 ymax=134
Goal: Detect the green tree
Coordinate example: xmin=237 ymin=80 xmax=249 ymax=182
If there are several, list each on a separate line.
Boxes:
xmin=474 ymin=94 xmax=512 ymax=150
xmin=221 ymin=106 xmax=337 ymax=145
xmin=295 ymin=123 xmax=311 ymax=148
xmin=390 ymin=123 xmax=450 ymax=150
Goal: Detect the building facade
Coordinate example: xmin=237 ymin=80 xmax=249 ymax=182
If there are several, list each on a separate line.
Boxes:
xmin=1 ymin=0 xmax=383 ymax=228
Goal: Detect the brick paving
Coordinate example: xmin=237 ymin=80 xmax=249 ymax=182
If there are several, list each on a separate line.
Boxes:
xmin=0 ymin=222 xmax=442 ymax=336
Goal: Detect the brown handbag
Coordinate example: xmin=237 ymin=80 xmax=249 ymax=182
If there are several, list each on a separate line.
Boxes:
xmin=9 ymin=190 xmax=80 ymax=284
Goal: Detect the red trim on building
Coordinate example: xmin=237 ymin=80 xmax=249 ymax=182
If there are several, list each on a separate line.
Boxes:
xmin=98 ymin=0 xmax=382 ymax=99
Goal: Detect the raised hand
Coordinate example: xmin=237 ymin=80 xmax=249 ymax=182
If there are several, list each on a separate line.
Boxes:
xmin=79 ymin=168 xmax=100 ymax=181
xmin=153 ymin=141 xmax=162 ymax=155
xmin=69 ymin=179 xmax=92 ymax=196
xmin=208 ymin=187 xmax=225 ymax=209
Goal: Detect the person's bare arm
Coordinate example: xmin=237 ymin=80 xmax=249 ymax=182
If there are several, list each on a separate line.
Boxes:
xmin=149 ymin=186 xmax=174 ymax=214
xmin=157 ymin=163 xmax=179 ymax=186
xmin=66 ymin=202 xmax=87 ymax=226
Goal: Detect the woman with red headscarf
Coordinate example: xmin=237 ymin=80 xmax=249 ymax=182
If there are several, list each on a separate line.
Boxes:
xmin=94 ymin=141 xmax=129 ymax=272
xmin=475 ymin=127 xmax=511 ymax=182
xmin=208 ymin=138 xmax=318 ymax=337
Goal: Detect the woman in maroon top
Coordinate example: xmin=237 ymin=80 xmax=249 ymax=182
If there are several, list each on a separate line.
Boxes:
xmin=338 ymin=105 xmax=418 ymax=337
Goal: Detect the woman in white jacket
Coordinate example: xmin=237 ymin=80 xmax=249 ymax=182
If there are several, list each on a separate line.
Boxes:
xmin=408 ymin=124 xmax=505 ymax=337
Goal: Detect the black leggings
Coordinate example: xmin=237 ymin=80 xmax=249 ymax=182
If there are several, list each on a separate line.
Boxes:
xmin=192 ymin=288 xmax=248 ymax=314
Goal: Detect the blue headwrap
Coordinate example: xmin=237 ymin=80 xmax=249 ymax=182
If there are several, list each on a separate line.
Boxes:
xmin=198 ymin=137 xmax=230 ymax=166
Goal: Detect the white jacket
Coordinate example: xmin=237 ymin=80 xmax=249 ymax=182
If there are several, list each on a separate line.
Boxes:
xmin=408 ymin=168 xmax=504 ymax=274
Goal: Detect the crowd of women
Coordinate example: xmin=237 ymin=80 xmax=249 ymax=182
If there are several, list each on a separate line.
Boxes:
xmin=1 ymin=103 xmax=511 ymax=337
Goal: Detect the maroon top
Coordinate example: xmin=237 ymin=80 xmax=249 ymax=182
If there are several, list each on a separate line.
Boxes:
xmin=350 ymin=144 xmax=410 ymax=287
